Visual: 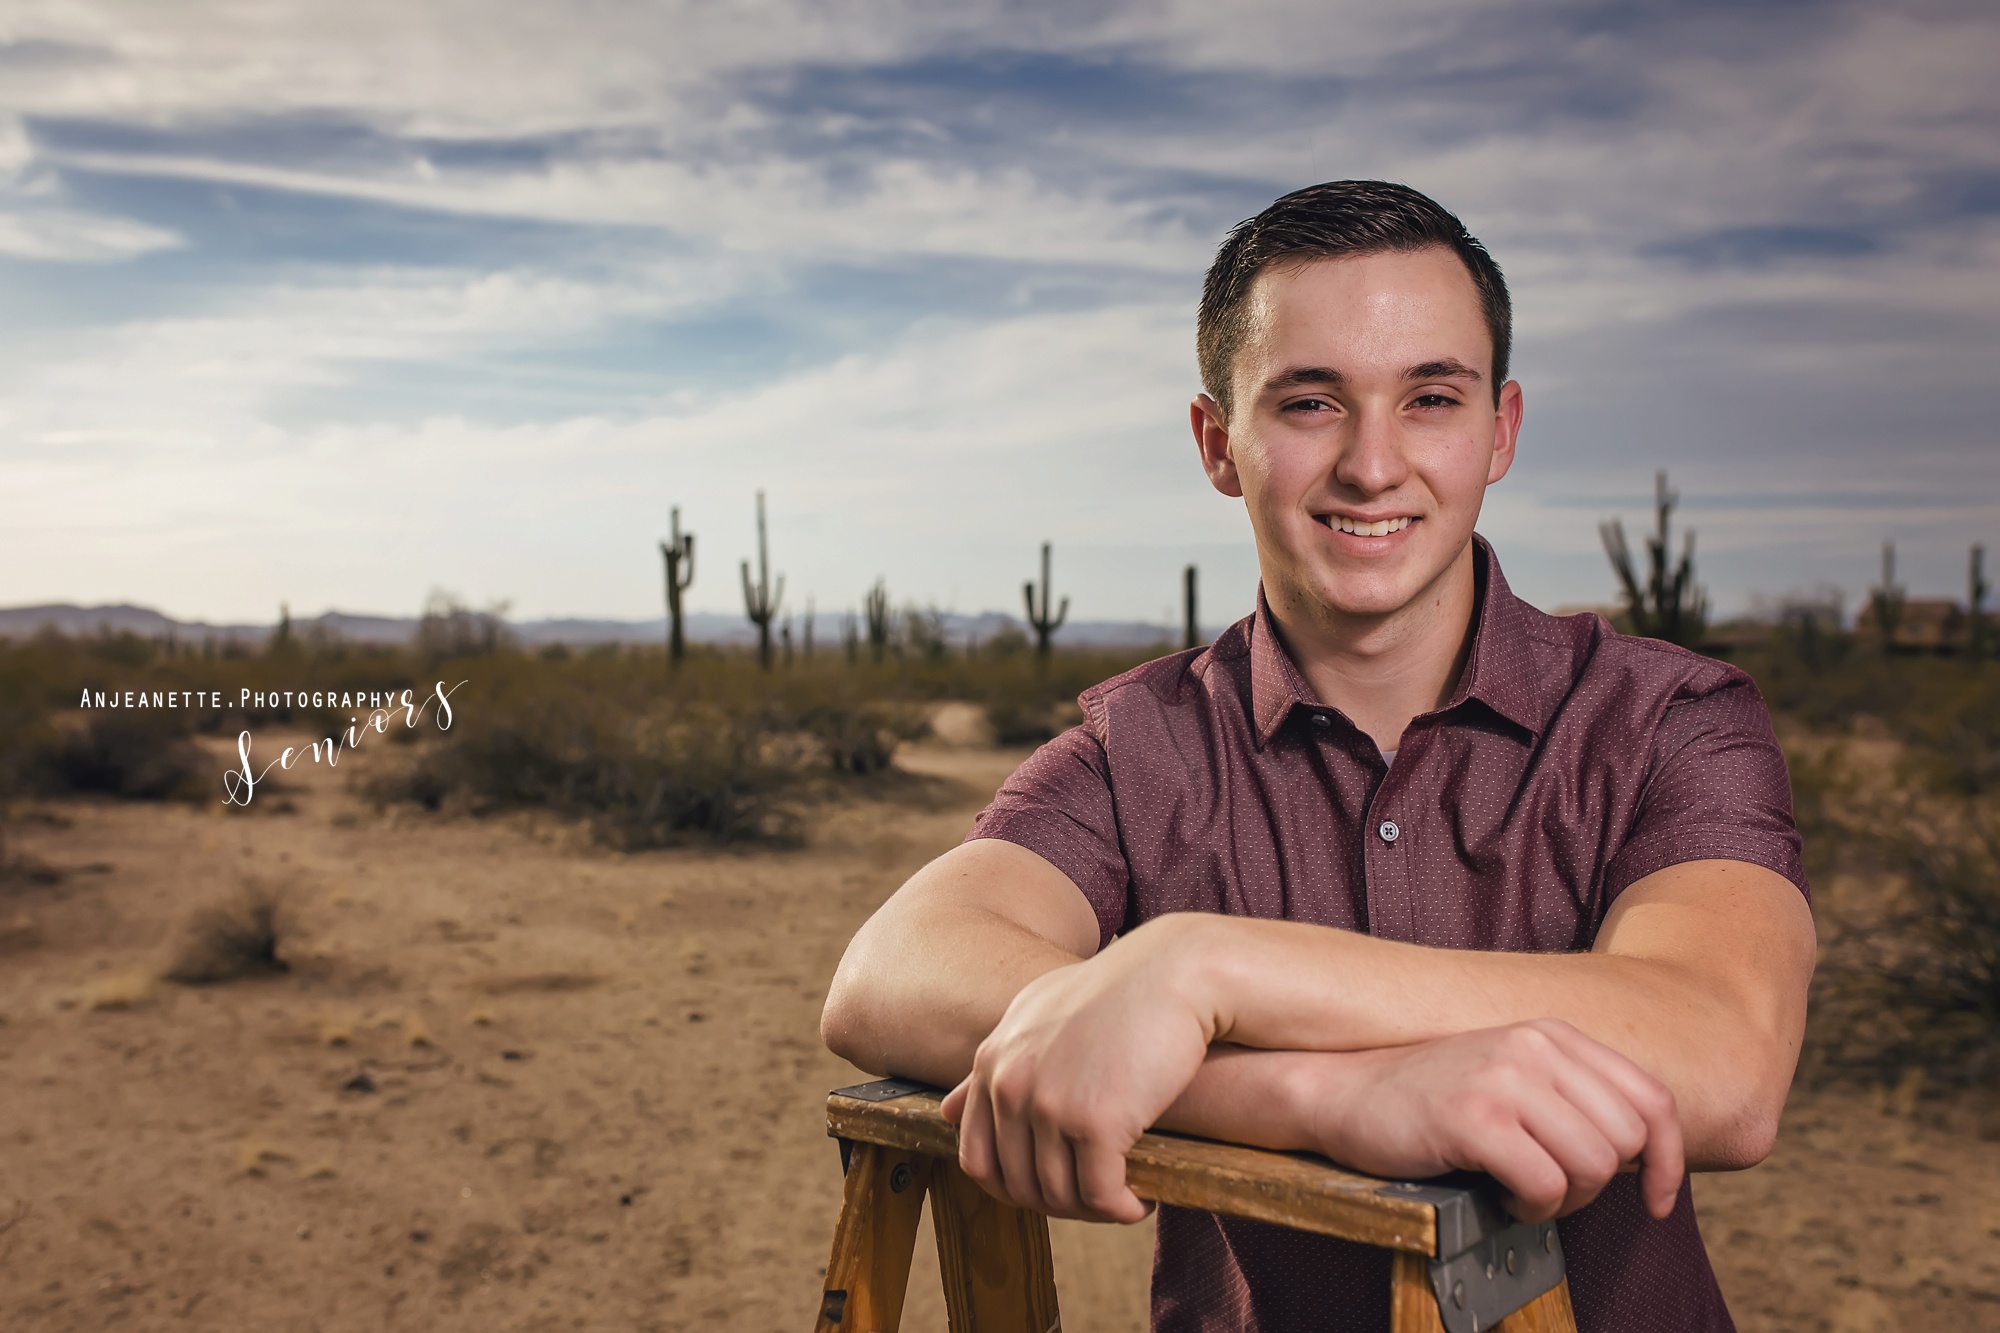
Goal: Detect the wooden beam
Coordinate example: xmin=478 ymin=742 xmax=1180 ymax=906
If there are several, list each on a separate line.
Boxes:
xmin=929 ymin=1158 xmax=1061 ymax=1333
xmin=828 ymin=1087 xmax=1435 ymax=1254
xmin=814 ymin=1143 xmax=932 ymax=1333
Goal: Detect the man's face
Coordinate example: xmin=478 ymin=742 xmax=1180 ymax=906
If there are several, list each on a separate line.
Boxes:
xmin=1193 ymin=248 xmax=1522 ymax=629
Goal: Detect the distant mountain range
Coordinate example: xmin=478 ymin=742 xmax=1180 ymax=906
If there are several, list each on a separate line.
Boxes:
xmin=0 ymin=602 xmax=1197 ymax=651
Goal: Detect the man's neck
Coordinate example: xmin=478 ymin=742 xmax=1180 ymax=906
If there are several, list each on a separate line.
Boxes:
xmin=1264 ymin=543 xmax=1479 ymax=755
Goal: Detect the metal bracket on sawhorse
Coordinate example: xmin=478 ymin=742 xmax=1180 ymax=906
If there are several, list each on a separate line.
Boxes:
xmin=1378 ymin=1178 xmax=1566 ymax=1333
xmin=831 ymin=1077 xmax=932 ymax=1174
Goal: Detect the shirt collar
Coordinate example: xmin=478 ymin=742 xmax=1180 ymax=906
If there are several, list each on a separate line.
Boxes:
xmin=1247 ymin=536 xmax=1554 ymax=749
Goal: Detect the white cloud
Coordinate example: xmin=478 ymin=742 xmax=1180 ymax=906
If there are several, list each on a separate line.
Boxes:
xmin=0 ymin=204 xmax=180 ymax=259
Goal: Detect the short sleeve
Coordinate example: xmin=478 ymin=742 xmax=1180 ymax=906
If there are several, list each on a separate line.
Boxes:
xmin=1602 ymin=681 xmax=1811 ymax=904
xmin=967 ymin=725 xmax=1131 ymax=950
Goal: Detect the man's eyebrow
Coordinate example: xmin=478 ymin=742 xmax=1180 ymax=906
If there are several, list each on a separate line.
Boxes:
xmin=1262 ymin=366 xmax=1345 ymax=392
xmin=1403 ymin=358 xmax=1483 ymax=382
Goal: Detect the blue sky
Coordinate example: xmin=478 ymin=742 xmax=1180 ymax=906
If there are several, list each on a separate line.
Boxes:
xmin=2 ymin=0 xmax=1996 ymax=628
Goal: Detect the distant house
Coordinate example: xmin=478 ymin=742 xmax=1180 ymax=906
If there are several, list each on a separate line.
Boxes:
xmin=1858 ymin=596 xmax=1976 ymax=653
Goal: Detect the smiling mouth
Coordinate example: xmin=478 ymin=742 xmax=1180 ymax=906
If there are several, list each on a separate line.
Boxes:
xmin=1317 ymin=514 xmax=1416 ymax=538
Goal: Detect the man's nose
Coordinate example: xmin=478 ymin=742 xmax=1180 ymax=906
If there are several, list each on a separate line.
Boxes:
xmin=1332 ymin=405 xmax=1410 ymax=496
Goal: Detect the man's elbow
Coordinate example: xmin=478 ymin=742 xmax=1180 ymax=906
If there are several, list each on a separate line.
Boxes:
xmin=819 ymin=970 xmax=887 ymax=1074
xmin=1700 ymin=1100 xmax=1782 ymax=1171
xmin=1692 ymin=1045 xmax=1796 ymax=1170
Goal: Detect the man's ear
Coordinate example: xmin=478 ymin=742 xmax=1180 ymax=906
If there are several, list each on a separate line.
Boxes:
xmin=1191 ymin=394 xmax=1244 ymax=499
xmin=1485 ymin=379 xmax=1525 ymax=486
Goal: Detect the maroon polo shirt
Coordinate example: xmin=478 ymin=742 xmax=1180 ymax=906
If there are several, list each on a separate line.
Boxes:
xmin=967 ymin=537 xmax=1807 ymax=1333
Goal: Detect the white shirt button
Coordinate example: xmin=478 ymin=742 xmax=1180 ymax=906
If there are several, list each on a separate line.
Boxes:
xmin=1378 ymin=820 xmax=1400 ymax=843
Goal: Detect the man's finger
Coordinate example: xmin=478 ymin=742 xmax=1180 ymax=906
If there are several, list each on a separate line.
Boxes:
xmin=1458 ymin=1120 xmax=1569 ymax=1223
xmin=1030 ymin=1115 xmax=1083 ymax=1218
xmin=956 ymin=1078 xmax=1007 ymax=1198
xmin=1072 ymin=1132 xmax=1151 ymax=1225
xmin=989 ymin=1084 xmax=1048 ymax=1213
xmin=1534 ymin=1022 xmax=1685 ymax=1219
xmin=1506 ymin=1083 xmax=1624 ymax=1215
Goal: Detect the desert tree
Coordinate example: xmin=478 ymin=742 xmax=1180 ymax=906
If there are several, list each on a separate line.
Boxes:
xmin=740 ymin=491 xmax=784 ymax=670
xmin=1024 ymin=541 xmax=1070 ymax=662
xmin=1599 ymin=471 xmax=1709 ymax=647
xmin=659 ymin=506 xmax=695 ymax=668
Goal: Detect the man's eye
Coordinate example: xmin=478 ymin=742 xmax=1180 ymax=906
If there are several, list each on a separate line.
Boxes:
xmin=1411 ymin=393 xmax=1459 ymax=409
xmin=1284 ymin=398 xmax=1335 ymax=414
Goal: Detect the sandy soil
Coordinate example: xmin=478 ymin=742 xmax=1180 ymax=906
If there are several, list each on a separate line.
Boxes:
xmin=0 ymin=737 xmax=1995 ymax=1331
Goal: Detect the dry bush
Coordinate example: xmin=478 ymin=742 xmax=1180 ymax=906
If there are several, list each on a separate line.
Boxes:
xmin=1808 ymin=797 xmax=2000 ymax=1090
xmin=35 ymin=712 xmax=210 ymax=801
xmin=164 ymin=883 xmax=291 ymax=985
xmin=1739 ymin=638 xmax=2000 ymax=1092
xmin=1 ymin=619 xmax=1157 ymax=844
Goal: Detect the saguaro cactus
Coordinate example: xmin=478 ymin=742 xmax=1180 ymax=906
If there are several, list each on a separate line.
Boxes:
xmin=863 ymin=579 xmax=891 ymax=663
xmin=659 ymin=507 xmax=695 ymax=668
xmin=1870 ymin=541 xmax=1905 ymax=654
xmin=1969 ymin=544 xmax=1988 ymax=662
xmin=740 ymin=491 xmax=784 ymax=670
xmin=1024 ymin=542 xmax=1069 ymax=661
xmin=1183 ymin=564 xmax=1200 ymax=651
xmin=1598 ymin=471 xmax=1708 ymax=647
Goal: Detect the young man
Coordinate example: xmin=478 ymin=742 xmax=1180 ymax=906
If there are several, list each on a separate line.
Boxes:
xmin=821 ymin=181 xmax=1814 ymax=1331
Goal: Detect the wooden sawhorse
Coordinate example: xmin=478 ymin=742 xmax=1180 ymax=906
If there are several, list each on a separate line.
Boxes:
xmin=814 ymin=1079 xmax=1577 ymax=1333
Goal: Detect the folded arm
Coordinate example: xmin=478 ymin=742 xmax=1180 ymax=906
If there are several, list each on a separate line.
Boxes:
xmin=1156 ymin=856 xmax=1814 ymax=1168
xmin=823 ymin=838 xmax=1813 ymax=1225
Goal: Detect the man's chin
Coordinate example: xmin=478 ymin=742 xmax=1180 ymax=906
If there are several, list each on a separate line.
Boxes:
xmin=1281 ymin=553 xmax=1457 ymax=624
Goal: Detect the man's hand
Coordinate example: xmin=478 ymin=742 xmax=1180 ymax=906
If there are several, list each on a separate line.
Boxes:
xmin=940 ymin=933 xmax=1214 ymax=1225
xmin=1285 ymin=1019 xmax=1684 ymax=1222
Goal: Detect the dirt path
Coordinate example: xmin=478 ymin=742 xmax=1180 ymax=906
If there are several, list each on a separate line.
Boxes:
xmin=0 ymin=741 xmax=1993 ymax=1330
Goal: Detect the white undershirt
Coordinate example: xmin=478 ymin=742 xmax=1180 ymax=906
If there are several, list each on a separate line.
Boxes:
xmin=1380 ymin=748 xmax=1398 ymax=767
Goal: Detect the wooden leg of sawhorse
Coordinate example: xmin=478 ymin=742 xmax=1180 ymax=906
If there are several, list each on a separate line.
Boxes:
xmin=1390 ymin=1252 xmax=1578 ymax=1333
xmin=814 ymin=1146 xmax=1059 ymax=1333
xmin=929 ymin=1158 xmax=1061 ymax=1333
xmin=815 ymin=1143 xmax=934 ymax=1332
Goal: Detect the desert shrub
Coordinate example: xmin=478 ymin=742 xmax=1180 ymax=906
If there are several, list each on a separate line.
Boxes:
xmin=796 ymin=695 xmax=924 ymax=774
xmin=165 ymin=884 xmax=291 ymax=984
xmin=369 ymin=662 xmax=795 ymax=845
xmin=377 ymin=714 xmax=764 ymax=844
xmin=36 ymin=711 xmax=209 ymax=801
xmin=0 ymin=621 xmax=1161 ymax=840
xmin=1903 ymin=674 xmax=2000 ymax=796
xmin=1808 ymin=796 xmax=2000 ymax=1089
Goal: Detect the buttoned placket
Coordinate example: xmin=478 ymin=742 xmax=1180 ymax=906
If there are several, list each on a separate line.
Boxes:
xmin=1360 ymin=721 xmax=1415 ymax=941
xmin=1306 ymin=708 xmax=1412 ymax=939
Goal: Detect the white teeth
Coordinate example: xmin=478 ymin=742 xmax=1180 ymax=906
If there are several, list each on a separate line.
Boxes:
xmin=1329 ymin=515 xmax=1413 ymax=537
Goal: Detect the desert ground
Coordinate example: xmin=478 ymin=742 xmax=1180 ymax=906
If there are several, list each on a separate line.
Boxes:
xmin=1 ymin=725 xmax=1996 ymax=1332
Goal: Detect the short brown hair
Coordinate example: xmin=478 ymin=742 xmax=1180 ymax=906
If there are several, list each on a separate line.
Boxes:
xmin=1197 ymin=180 xmax=1511 ymax=416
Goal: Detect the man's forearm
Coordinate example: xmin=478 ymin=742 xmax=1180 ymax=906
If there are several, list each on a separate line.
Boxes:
xmin=1144 ymin=863 xmax=1812 ymax=1167
xmin=822 ymin=901 xmax=1080 ymax=1085
xmin=821 ymin=840 xmax=1100 ymax=1086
